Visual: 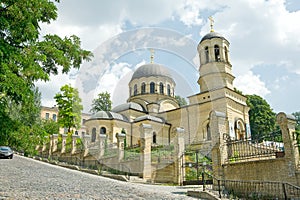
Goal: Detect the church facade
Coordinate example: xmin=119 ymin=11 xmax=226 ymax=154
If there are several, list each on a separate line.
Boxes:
xmin=84 ymin=29 xmax=251 ymax=151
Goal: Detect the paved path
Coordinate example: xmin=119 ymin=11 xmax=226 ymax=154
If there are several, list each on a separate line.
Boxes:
xmin=0 ymin=155 xmax=196 ymax=200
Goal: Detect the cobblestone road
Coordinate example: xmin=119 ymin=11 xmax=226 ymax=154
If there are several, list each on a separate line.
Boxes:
xmin=0 ymin=155 xmax=196 ymax=200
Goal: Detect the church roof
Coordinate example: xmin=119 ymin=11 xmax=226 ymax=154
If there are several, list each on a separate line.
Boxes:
xmin=131 ymin=63 xmax=173 ymax=81
xmin=200 ymin=32 xmax=228 ymax=43
xmin=134 ymin=115 xmax=165 ymax=123
xmin=112 ymin=102 xmax=146 ymax=113
xmin=90 ymin=111 xmax=128 ymax=122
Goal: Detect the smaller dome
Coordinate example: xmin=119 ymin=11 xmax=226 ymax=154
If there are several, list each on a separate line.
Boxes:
xmin=200 ymin=32 xmax=227 ymax=43
xmin=90 ymin=111 xmax=128 ymax=122
xmin=112 ymin=102 xmax=146 ymax=113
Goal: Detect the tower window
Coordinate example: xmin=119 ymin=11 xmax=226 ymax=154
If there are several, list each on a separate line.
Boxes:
xmin=150 ymin=82 xmax=155 ymax=94
xmin=214 ymin=45 xmax=220 ymax=61
xmin=167 ymin=84 xmax=171 ymax=96
xmin=91 ymin=128 xmax=96 ymax=142
xmin=134 ymin=84 xmax=137 ymax=95
xmin=141 ymin=82 xmax=146 ymax=94
xmin=225 ymin=46 xmax=229 ymax=63
xmin=205 ymin=46 xmax=209 ymax=63
xmin=159 ymin=82 xmax=164 ymax=94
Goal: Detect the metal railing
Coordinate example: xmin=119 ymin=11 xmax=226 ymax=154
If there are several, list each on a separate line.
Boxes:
xmin=226 ymin=139 xmax=284 ymax=162
xmin=202 ymin=173 xmax=300 ymax=199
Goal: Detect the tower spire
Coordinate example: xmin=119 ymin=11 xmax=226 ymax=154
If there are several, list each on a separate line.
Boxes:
xmin=150 ymin=49 xmax=155 ymax=63
xmin=209 ymin=16 xmax=214 ymax=32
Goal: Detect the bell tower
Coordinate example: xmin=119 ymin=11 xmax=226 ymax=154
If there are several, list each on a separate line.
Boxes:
xmin=197 ymin=17 xmax=234 ymax=92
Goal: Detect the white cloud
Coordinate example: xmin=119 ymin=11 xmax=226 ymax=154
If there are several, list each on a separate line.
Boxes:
xmin=234 ymin=71 xmax=270 ymax=97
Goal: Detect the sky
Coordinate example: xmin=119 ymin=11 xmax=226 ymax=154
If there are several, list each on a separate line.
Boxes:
xmin=37 ymin=0 xmax=300 ymax=114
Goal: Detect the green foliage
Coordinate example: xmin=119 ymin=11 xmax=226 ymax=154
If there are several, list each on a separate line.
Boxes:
xmin=0 ymin=0 xmax=91 ymax=154
xmin=175 ymin=95 xmax=188 ymax=107
xmin=90 ymin=91 xmax=112 ymax=113
xmin=41 ymin=119 xmax=59 ymax=135
xmin=246 ymin=94 xmax=276 ymax=140
xmin=54 ymin=85 xmax=83 ymax=133
xmin=292 ymin=112 xmax=300 ymax=148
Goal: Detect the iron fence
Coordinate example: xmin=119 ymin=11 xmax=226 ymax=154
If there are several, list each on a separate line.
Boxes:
xmin=226 ymin=139 xmax=284 ymax=162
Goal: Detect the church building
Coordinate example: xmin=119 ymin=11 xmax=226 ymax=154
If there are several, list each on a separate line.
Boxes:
xmin=84 ymin=26 xmax=251 ymax=152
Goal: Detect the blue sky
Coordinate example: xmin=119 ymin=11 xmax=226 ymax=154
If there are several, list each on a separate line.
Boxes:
xmin=37 ymin=0 xmax=300 ymax=114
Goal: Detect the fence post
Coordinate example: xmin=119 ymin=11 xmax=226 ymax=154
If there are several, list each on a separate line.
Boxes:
xmin=116 ymin=133 xmax=126 ymax=161
xmin=282 ymin=183 xmax=287 ymax=200
xmin=218 ymin=179 xmax=221 ymax=198
xmin=140 ymin=123 xmax=152 ymax=181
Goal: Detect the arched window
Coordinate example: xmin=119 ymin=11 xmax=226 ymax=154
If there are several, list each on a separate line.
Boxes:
xmin=167 ymin=84 xmax=171 ymax=96
xmin=159 ymin=82 xmax=164 ymax=94
xmin=100 ymin=127 xmax=106 ymax=135
xmin=150 ymin=82 xmax=155 ymax=93
xmin=153 ymin=132 xmax=157 ymax=144
xmin=91 ymin=128 xmax=96 ymax=142
xmin=214 ymin=45 xmax=220 ymax=61
xmin=134 ymin=84 xmax=138 ymax=96
xmin=141 ymin=82 xmax=146 ymax=94
xmin=205 ymin=46 xmax=209 ymax=63
xmin=225 ymin=46 xmax=229 ymax=63
xmin=207 ymin=124 xmax=211 ymax=141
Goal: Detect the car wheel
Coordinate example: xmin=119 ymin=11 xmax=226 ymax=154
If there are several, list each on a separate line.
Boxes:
xmin=10 ymin=155 xmax=13 ymax=159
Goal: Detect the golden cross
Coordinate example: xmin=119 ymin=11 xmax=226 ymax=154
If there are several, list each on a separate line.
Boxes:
xmin=150 ymin=49 xmax=155 ymax=63
xmin=209 ymin=16 xmax=214 ymax=32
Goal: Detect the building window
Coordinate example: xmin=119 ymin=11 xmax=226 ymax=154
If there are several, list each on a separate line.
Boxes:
xmin=45 ymin=113 xmax=49 ymax=120
xmin=225 ymin=46 xmax=229 ymax=63
xmin=100 ymin=127 xmax=106 ymax=135
xmin=214 ymin=45 xmax=220 ymax=61
xmin=207 ymin=124 xmax=211 ymax=141
xmin=205 ymin=46 xmax=209 ymax=63
xmin=159 ymin=82 xmax=164 ymax=94
xmin=91 ymin=128 xmax=96 ymax=142
xmin=167 ymin=84 xmax=171 ymax=96
xmin=52 ymin=114 xmax=57 ymax=121
xmin=153 ymin=132 xmax=157 ymax=144
xmin=150 ymin=82 xmax=155 ymax=94
xmin=141 ymin=82 xmax=146 ymax=94
xmin=134 ymin=84 xmax=138 ymax=95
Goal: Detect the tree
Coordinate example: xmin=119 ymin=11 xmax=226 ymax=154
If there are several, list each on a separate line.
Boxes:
xmin=292 ymin=112 xmax=300 ymax=145
xmin=246 ymin=94 xmax=277 ymax=140
xmin=175 ymin=95 xmax=188 ymax=107
xmin=90 ymin=92 xmax=112 ymax=113
xmin=54 ymin=85 xmax=83 ymax=133
xmin=0 ymin=0 xmax=92 ymax=149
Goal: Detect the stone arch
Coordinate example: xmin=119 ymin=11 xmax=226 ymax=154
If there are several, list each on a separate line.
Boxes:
xmin=235 ymin=119 xmax=246 ymax=140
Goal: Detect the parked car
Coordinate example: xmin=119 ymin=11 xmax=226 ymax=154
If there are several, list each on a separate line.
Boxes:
xmin=0 ymin=146 xmax=13 ymax=159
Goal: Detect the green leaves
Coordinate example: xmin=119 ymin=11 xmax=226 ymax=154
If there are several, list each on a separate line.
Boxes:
xmin=90 ymin=91 xmax=112 ymax=113
xmin=54 ymin=85 xmax=83 ymax=133
xmin=246 ymin=94 xmax=276 ymax=140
